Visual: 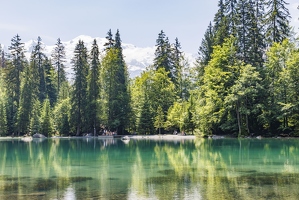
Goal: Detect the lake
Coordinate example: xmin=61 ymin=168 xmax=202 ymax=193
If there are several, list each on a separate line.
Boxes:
xmin=0 ymin=137 xmax=299 ymax=200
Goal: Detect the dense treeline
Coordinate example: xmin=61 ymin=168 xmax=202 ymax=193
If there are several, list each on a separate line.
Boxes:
xmin=0 ymin=0 xmax=298 ymax=137
xmin=0 ymin=29 xmax=130 ymax=136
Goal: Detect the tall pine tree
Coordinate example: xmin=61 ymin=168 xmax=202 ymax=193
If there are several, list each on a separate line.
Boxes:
xmin=265 ymin=0 xmax=291 ymax=44
xmin=100 ymin=30 xmax=130 ymax=134
xmin=7 ymin=34 xmax=26 ymax=135
xmin=153 ymin=30 xmax=173 ymax=80
xmin=70 ymin=40 xmax=89 ymax=135
xmin=51 ymin=38 xmax=66 ymax=94
xmin=87 ymin=39 xmax=100 ymax=135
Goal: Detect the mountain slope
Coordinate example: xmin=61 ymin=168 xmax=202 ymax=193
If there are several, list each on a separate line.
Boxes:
xmin=22 ymin=35 xmax=196 ymax=78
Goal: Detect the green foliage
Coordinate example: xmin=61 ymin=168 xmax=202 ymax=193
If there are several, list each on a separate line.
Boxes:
xmin=131 ymin=71 xmax=154 ymax=134
xmin=154 ymin=30 xmax=173 ymax=79
xmin=263 ymin=39 xmax=299 ymax=134
xmin=0 ymin=70 xmax=7 ymax=136
xmin=17 ymin=63 xmax=36 ymax=134
xmin=154 ymin=105 xmax=164 ymax=134
xmin=265 ymin=0 xmax=291 ymax=44
xmin=40 ymin=99 xmax=53 ymax=137
xmin=100 ymin=31 xmax=130 ymax=134
xmin=70 ymin=40 xmax=89 ymax=135
xmin=87 ymin=39 xmax=101 ymax=134
xmin=53 ymin=98 xmax=70 ymax=136
xmin=6 ymin=34 xmax=26 ymax=134
xmin=32 ymin=36 xmax=47 ymax=102
xmin=44 ymin=58 xmax=57 ymax=106
xmin=224 ymin=64 xmax=262 ymax=136
xmin=30 ymin=100 xmax=41 ymax=135
xmin=165 ymin=102 xmax=184 ymax=131
xmin=51 ymin=38 xmax=66 ymax=94
xmin=198 ymin=22 xmax=214 ymax=66
xmin=0 ymin=9 xmax=299 ymax=138
xmin=196 ymin=36 xmax=239 ymax=135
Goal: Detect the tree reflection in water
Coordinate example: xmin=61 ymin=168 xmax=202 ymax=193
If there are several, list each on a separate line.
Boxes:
xmin=0 ymin=138 xmax=299 ymax=199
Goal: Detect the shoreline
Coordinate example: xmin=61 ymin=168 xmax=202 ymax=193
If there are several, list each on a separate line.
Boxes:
xmin=129 ymin=134 xmax=196 ymax=140
xmin=0 ymin=134 xmax=297 ymax=141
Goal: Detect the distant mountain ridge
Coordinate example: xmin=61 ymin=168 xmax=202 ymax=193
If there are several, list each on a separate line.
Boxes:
xmin=21 ymin=35 xmax=196 ymax=78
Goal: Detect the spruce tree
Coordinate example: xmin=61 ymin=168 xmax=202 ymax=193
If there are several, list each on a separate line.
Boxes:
xmin=44 ymin=58 xmax=57 ymax=106
xmin=138 ymin=95 xmax=154 ymax=134
xmin=153 ymin=30 xmax=173 ymax=80
xmin=114 ymin=29 xmax=131 ymax=134
xmin=7 ymin=34 xmax=26 ymax=135
xmin=265 ymin=0 xmax=291 ymax=44
xmin=100 ymin=30 xmax=130 ymax=134
xmin=104 ymin=29 xmax=115 ymax=50
xmin=17 ymin=62 xmax=35 ymax=135
xmin=213 ymin=0 xmax=229 ymax=46
xmin=236 ymin=0 xmax=251 ymax=62
xmin=248 ymin=0 xmax=266 ymax=69
xmin=30 ymin=100 xmax=41 ymax=135
xmin=32 ymin=36 xmax=47 ymax=102
xmin=70 ymin=40 xmax=89 ymax=135
xmin=224 ymin=0 xmax=238 ymax=35
xmin=87 ymin=39 xmax=100 ymax=134
xmin=40 ymin=98 xmax=52 ymax=137
xmin=51 ymin=38 xmax=66 ymax=94
xmin=172 ymin=37 xmax=182 ymax=81
xmin=198 ymin=22 xmax=214 ymax=66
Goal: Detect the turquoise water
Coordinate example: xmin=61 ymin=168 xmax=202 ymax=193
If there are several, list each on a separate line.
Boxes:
xmin=0 ymin=137 xmax=299 ymax=199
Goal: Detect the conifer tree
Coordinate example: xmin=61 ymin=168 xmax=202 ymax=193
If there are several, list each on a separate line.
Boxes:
xmin=51 ymin=38 xmax=66 ymax=94
xmin=100 ymin=30 xmax=130 ymax=134
xmin=44 ymin=58 xmax=57 ymax=106
xmin=32 ymin=36 xmax=47 ymax=102
xmin=7 ymin=34 xmax=26 ymax=135
xmin=40 ymin=98 xmax=53 ymax=137
xmin=248 ymin=0 xmax=266 ymax=69
xmin=104 ymin=29 xmax=115 ymax=50
xmin=172 ymin=37 xmax=182 ymax=82
xmin=53 ymin=82 xmax=71 ymax=136
xmin=198 ymin=22 xmax=214 ymax=66
xmin=17 ymin=62 xmax=36 ymax=134
xmin=30 ymin=100 xmax=41 ymax=135
xmin=213 ymin=0 xmax=229 ymax=46
xmin=236 ymin=0 xmax=252 ymax=62
xmin=87 ymin=39 xmax=100 ymax=134
xmin=70 ymin=40 xmax=89 ymax=135
xmin=138 ymin=96 xmax=154 ymax=134
xmin=0 ymin=71 xmax=7 ymax=136
xmin=224 ymin=0 xmax=238 ymax=35
xmin=153 ymin=30 xmax=173 ymax=80
xmin=265 ymin=0 xmax=291 ymax=44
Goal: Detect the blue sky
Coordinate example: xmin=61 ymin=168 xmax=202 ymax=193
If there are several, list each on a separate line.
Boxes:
xmin=0 ymin=0 xmax=298 ymax=54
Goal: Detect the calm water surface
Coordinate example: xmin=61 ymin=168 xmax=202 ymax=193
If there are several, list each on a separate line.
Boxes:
xmin=0 ymin=137 xmax=299 ymax=200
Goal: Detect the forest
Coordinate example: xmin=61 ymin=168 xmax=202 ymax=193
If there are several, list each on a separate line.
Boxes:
xmin=0 ymin=0 xmax=298 ymax=137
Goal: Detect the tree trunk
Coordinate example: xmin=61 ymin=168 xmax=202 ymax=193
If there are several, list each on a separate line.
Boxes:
xmin=236 ymin=102 xmax=242 ymax=137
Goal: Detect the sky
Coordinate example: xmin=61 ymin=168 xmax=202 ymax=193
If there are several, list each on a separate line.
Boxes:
xmin=0 ymin=0 xmax=298 ymax=54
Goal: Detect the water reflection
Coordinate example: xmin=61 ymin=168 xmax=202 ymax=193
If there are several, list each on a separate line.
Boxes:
xmin=0 ymin=138 xmax=299 ymax=199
